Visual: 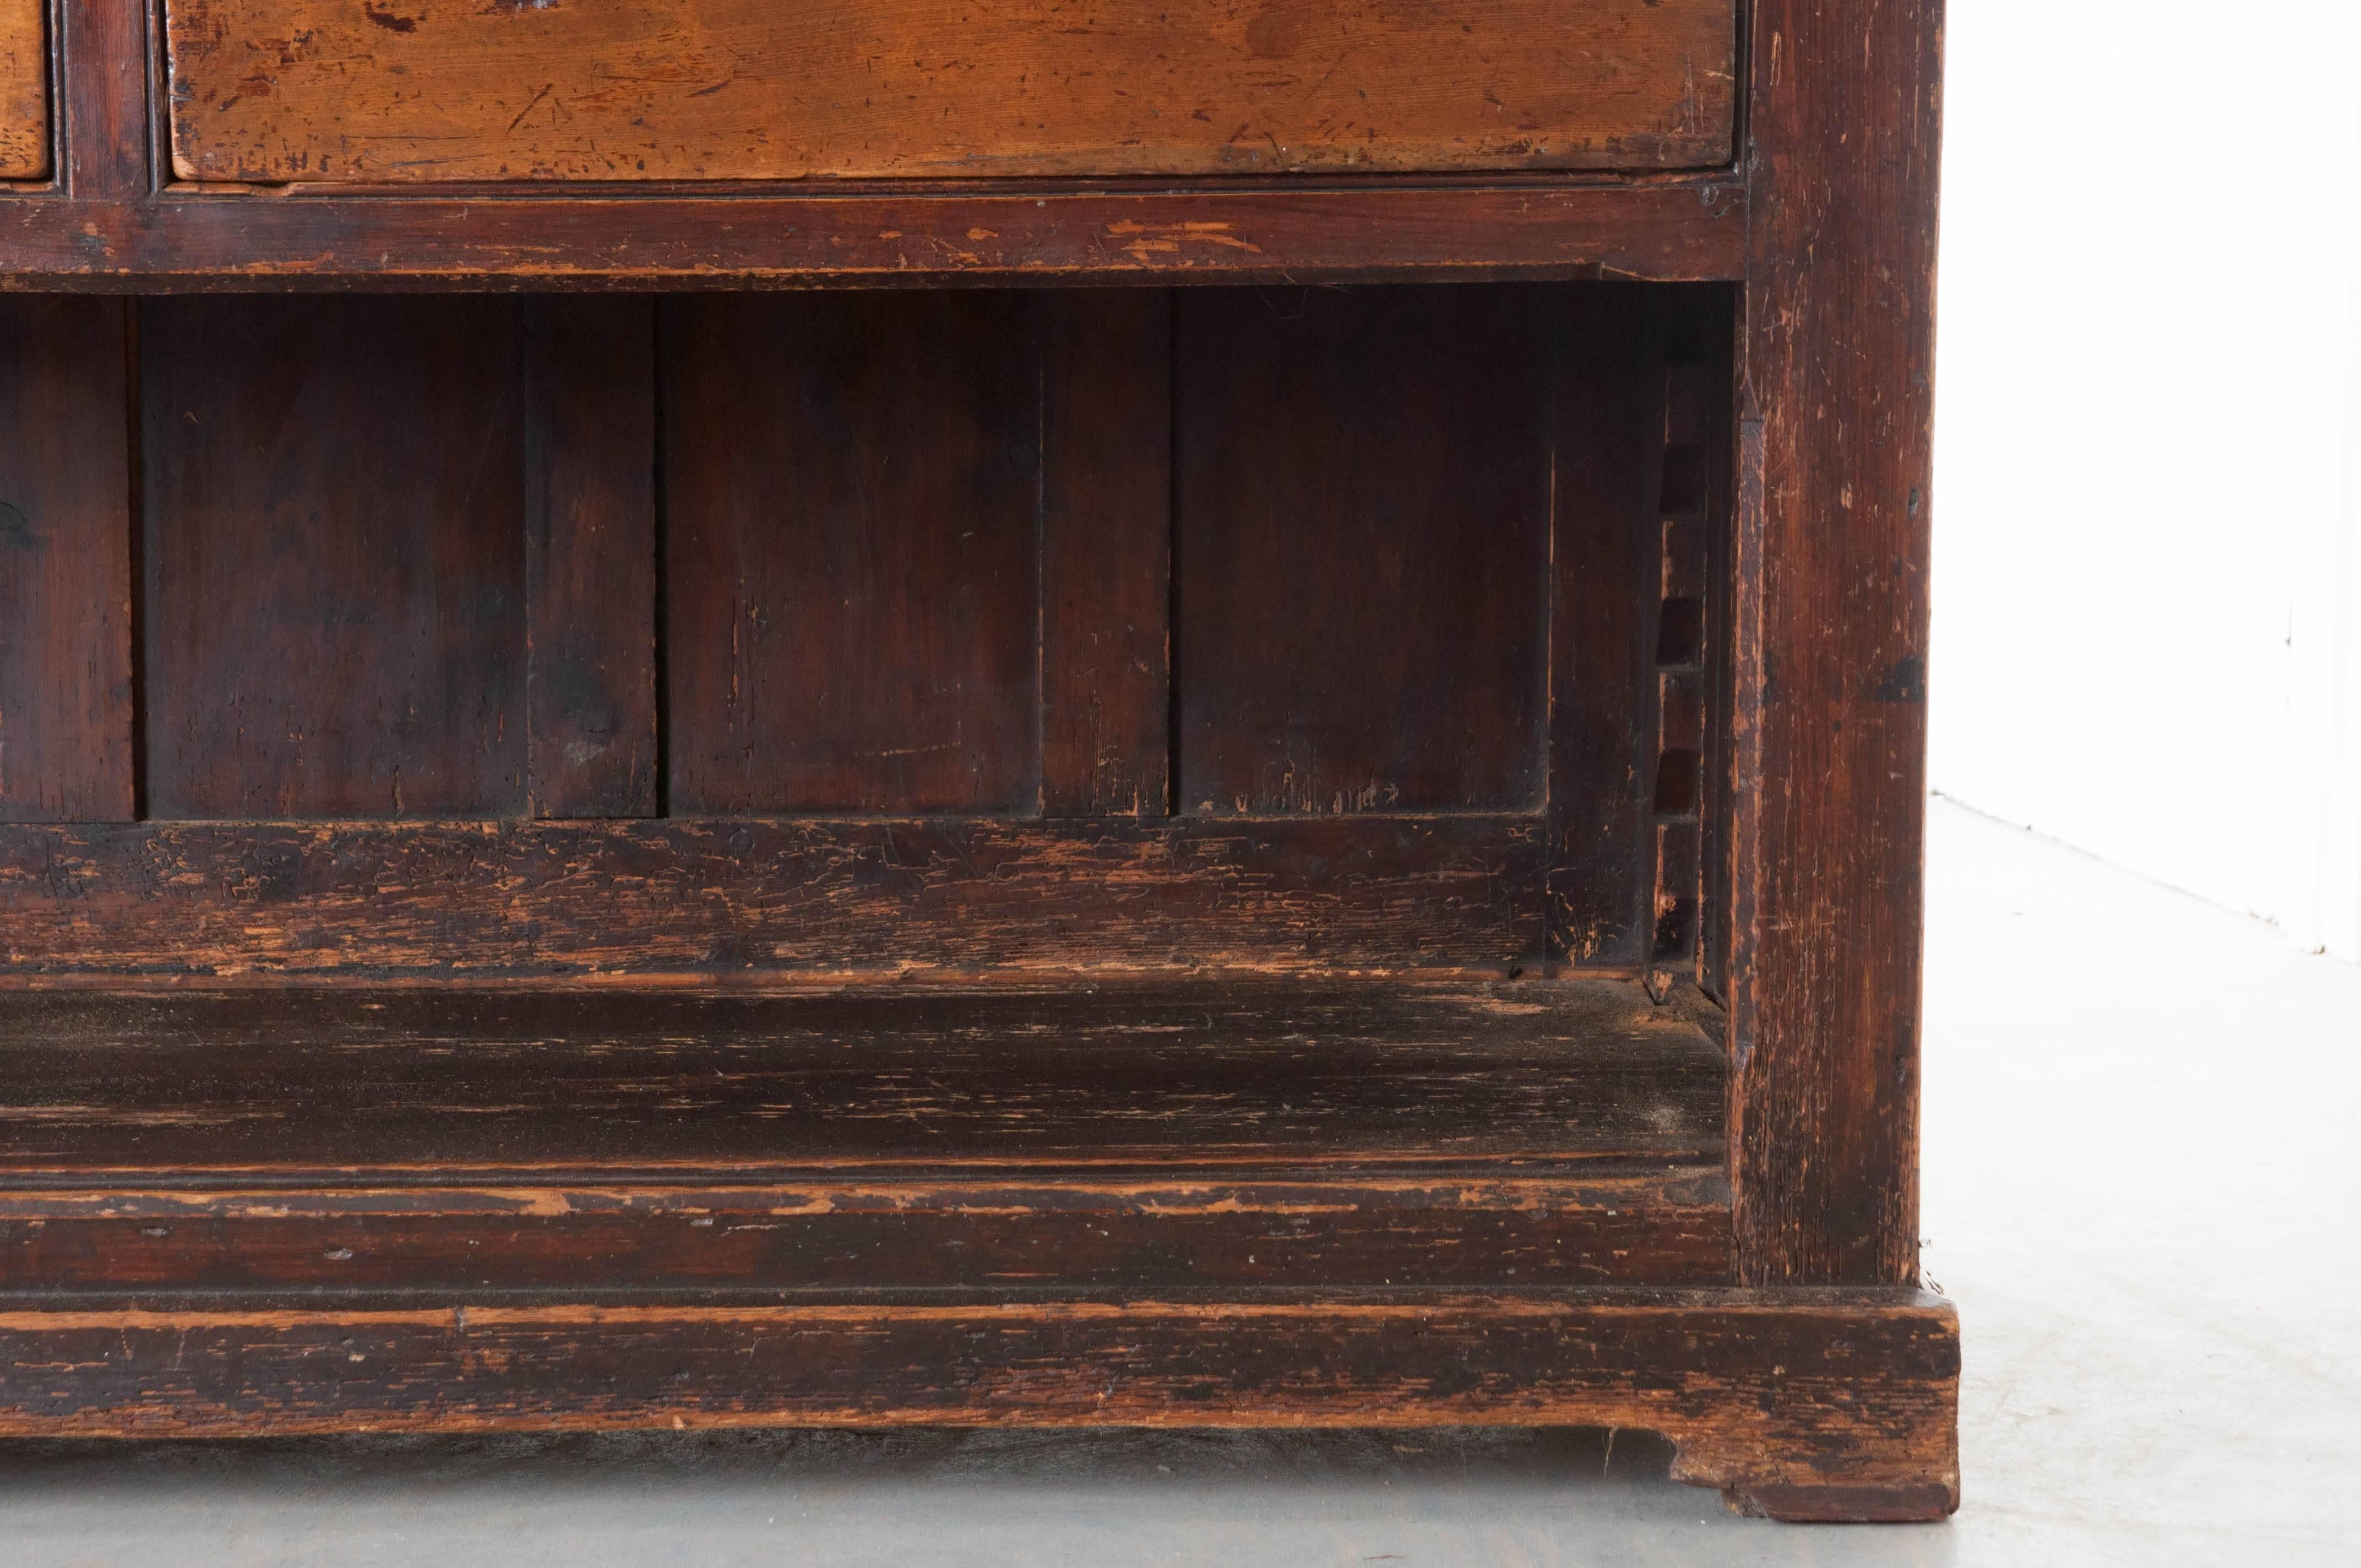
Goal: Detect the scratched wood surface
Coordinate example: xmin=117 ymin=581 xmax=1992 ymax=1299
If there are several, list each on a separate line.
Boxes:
xmin=0 ymin=1287 xmax=1960 ymax=1520
xmin=161 ymin=0 xmax=1736 ymax=184
xmin=0 ymin=0 xmax=40 ymax=179
xmin=0 ymin=183 xmax=1749 ymax=286
xmin=1730 ymin=0 xmax=1942 ymax=1287
xmin=0 ymin=981 xmax=1723 ymax=1170
xmin=0 ymin=818 xmax=1550 ymax=979
xmin=0 ymin=1170 xmax=1733 ymax=1293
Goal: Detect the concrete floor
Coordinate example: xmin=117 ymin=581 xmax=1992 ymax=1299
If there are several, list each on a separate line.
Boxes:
xmin=3 ymin=797 xmax=2355 ymax=1566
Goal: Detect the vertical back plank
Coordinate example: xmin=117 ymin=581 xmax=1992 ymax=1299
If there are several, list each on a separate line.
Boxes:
xmin=1174 ymin=286 xmax=1553 ymax=818
xmin=0 ymin=298 xmax=134 ymax=823
xmin=1733 ymin=0 xmax=1943 ymax=1286
xmin=525 ymin=297 xmax=659 ymax=819
xmin=142 ymin=297 xmax=528 ymax=820
xmin=663 ymin=293 xmax=1041 ymax=815
xmin=1547 ymin=286 xmax=1662 ymax=967
xmin=1041 ymin=291 xmax=1171 ymax=818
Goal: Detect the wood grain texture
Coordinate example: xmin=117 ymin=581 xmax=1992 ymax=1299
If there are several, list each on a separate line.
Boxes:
xmin=0 ymin=1170 xmax=1733 ymax=1293
xmin=140 ymin=296 xmax=527 ymax=819
xmin=1176 ymin=286 xmax=1552 ymax=816
xmin=0 ymin=981 xmax=1723 ymax=1172
xmin=0 ymin=817 xmax=1545 ymax=980
xmin=0 ymin=0 xmax=42 ymax=178
xmin=0 ymin=1287 xmax=1960 ymax=1520
xmin=1730 ymin=0 xmax=1942 ymax=1286
xmin=0 ymin=297 xmax=133 ymax=823
xmin=663 ymin=292 xmax=1040 ymax=814
xmin=58 ymin=0 xmax=143 ymax=196
xmin=0 ymin=183 xmax=1749 ymax=286
xmin=525 ymin=297 xmax=658 ymax=818
xmin=162 ymin=0 xmax=1737 ymax=184
xmin=1042 ymin=290 xmax=1169 ymax=818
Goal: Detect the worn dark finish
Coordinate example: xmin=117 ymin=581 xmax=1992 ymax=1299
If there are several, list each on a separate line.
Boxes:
xmin=140 ymin=296 xmax=526 ymax=819
xmin=0 ymin=817 xmax=1548 ymax=979
xmin=0 ymin=979 xmax=1731 ymax=1287
xmin=1729 ymin=0 xmax=1943 ymax=1287
xmin=0 ymin=183 xmax=1748 ymax=288
xmin=1042 ymin=290 xmax=1171 ymax=818
xmin=0 ymin=0 xmax=1947 ymax=1521
xmin=1176 ymin=286 xmax=1553 ymax=817
xmin=0 ymin=982 xmax=1724 ymax=1172
xmin=0 ymin=297 xmax=133 ymax=823
xmin=524 ymin=298 xmax=659 ymax=819
xmin=0 ymin=1288 xmax=1960 ymax=1520
xmin=0 ymin=1173 xmax=1733 ymax=1294
xmin=663 ymin=292 xmax=1041 ymax=815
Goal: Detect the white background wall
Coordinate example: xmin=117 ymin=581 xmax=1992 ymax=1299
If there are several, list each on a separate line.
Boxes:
xmin=1932 ymin=0 xmax=2361 ymax=960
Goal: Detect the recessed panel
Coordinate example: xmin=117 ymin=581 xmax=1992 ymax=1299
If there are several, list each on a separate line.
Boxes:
xmin=142 ymin=298 xmax=527 ymax=819
xmin=163 ymin=0 xmax=1736 ymax=183
xmin=663 ymin=294 xmax=1040 ymax=815
xmin=1176 ymin=286 xmax=1554 ymax=816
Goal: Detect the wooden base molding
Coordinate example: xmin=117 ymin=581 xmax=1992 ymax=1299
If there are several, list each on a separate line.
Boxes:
xmin=0 ymin=1288 xmax=1959 ymax=1522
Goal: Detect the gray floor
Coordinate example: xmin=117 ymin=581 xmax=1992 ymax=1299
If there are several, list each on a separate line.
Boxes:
xmin=3 ymin=798 xmax=2355 ymax=1566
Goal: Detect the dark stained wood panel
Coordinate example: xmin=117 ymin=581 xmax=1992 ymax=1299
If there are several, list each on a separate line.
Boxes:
xmin=1041 ymin=291 xmax=1171 ymax=818
xmin=140 ymin=297 xmax=527 ymax=820
xmin=162 ymin=0 xmax=1738 ymax=184
xmin=525 ymin=297 xmax=659 ymax=819
xmin=1175 ymin=286 xmax=1553 ymax=816
xmin=0 ymin=817 xmax=1544 ymax=981
xmin=0 ymin=298 xmax=134 ymax=824
xmin=663 ymin=293 xmax=1040 ymax=815
xmin=0 ymin=1170 xmax=1732 ymax=1293
xmin=0 ymin=980 xmax=1725 ymax=1173
xmin=0 ymin=0 xmax=42 ymax=179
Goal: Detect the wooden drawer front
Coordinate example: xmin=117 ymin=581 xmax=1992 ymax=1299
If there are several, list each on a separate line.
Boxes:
xmin=1 ymin=0 xmax=43 ymax=178
xmin=162 ymin=0 xmax=1736 ymax=184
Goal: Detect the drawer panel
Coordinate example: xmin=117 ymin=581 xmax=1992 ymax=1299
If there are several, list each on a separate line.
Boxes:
xmin=162 ymin=0 xmax=1736 ymax=184
xmin=1 ymin=0 xmax=43 ymax=178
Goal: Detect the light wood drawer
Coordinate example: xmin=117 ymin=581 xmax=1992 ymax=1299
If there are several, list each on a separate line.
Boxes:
xmin=1 ymin=0 xmax=44 ymax=179
xmin=161 ymin=0 xmax=1736 ymax=184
